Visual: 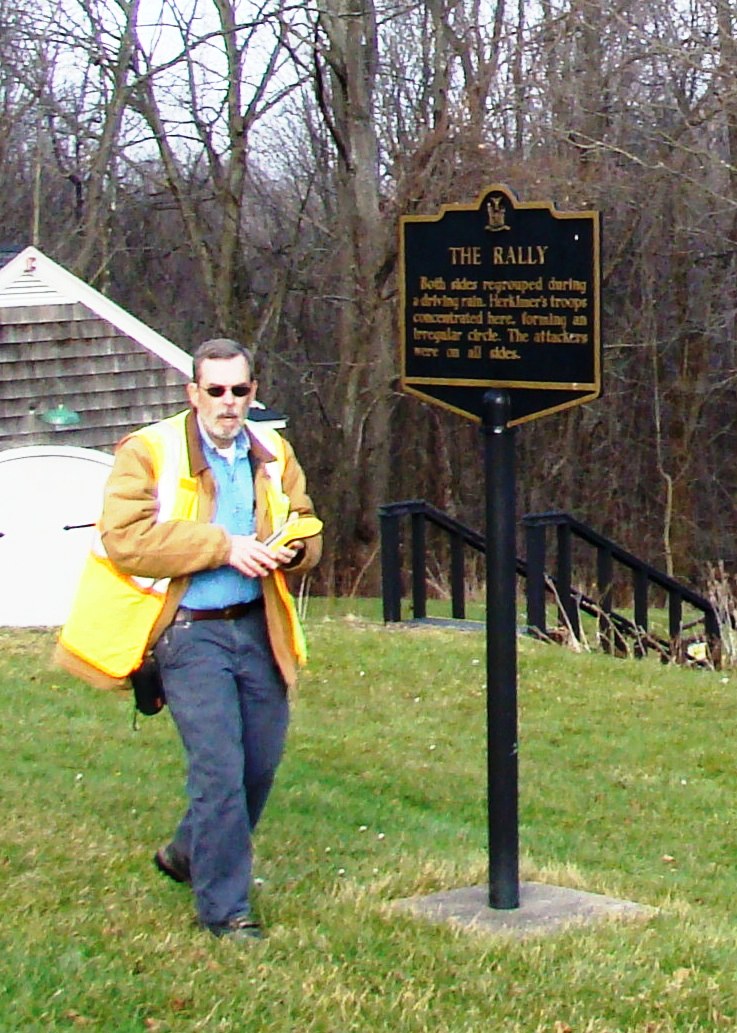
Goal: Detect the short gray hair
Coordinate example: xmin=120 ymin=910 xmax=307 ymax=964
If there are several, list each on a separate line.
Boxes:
xmin=192 ymin=338 xmax=255 ymax=382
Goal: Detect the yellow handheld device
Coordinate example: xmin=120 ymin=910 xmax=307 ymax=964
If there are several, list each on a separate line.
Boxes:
xmin=264 ymin=515 xmax=323 ymax=553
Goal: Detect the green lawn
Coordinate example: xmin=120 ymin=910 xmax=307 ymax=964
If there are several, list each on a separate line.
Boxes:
xmin=2 ymin=606 xmax=737 ymax=1032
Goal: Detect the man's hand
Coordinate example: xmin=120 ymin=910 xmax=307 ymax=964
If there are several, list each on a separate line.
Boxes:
xmin=228 ymin=535 xmax=280 ymax=577
xmin=228 ymin=535 xmax=303 ymax=577
xmin=275 ymin=539 xmax=304 ymax=568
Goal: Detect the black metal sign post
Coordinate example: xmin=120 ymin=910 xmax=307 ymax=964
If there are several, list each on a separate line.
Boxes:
xmin=483 ymin=389 xmax=519 ymax=909
xmin=398 ymin=184 xmax=602 ymax=912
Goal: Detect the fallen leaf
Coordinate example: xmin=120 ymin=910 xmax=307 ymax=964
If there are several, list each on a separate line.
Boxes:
xmin=64 ymin=1013 xmax=92 ymax=1027
xmin=667 ymin=967 xmax=692 ymax=989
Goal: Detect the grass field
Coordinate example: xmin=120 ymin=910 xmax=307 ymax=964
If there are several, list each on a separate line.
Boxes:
xmin=3 ymin=601 xmax=737 ymax=1032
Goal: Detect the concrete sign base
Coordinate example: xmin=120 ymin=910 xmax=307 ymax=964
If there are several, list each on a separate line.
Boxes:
xmin=392 ymin=881 xmax=656 ymax=940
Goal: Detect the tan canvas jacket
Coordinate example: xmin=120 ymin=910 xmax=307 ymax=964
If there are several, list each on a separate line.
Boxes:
xmin=54 ymin=410 xmax=321 ymax=692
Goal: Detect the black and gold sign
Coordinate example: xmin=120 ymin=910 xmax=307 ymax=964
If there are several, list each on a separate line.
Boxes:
xmin=399 ymin=184 xmax=602 ymax=426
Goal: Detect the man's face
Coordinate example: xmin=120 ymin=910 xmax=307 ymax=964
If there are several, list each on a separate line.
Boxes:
xmin=187 ymin=355 xmax=257 ymax=448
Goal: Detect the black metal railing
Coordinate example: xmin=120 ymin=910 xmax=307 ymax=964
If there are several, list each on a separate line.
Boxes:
xmin=378 ymin=500 xmax=721 ymax=667
xmin=380 ymin=497 xmax=483 ymax=619
xmin=379 ymin=498 xmax=526 ymax=624
xmin=522 ymin=511 xmax=720 ymax=665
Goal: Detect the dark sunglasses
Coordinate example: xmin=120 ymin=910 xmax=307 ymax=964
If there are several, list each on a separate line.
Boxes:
xmin=202 ymin=383 xmax=251 ymax=398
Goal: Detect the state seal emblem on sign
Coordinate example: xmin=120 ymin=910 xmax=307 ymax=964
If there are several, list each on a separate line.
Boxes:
xmin=485 ymin=195 xmax=509 ymax=232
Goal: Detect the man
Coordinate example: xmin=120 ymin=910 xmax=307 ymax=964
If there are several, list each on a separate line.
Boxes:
xmin=55 ymin=338 xmax=322 ymax=942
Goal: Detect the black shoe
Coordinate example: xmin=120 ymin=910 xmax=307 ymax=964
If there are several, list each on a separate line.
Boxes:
xmin=205 ymin=915 xmax=264 ymax=942
xmin=154 ymin=844 xmax=191 ymax=885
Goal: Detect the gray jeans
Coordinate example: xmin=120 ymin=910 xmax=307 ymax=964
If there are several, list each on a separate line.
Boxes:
xmin=153 ymin=606 xmax=289 ymax=926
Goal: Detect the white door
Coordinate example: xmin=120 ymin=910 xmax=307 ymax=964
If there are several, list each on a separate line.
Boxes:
xmin=0 ymin=447 xmax=113 ymax=626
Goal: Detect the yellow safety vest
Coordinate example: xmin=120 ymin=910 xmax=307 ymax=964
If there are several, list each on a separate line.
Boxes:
xmin=58 ymin=411 xmax=305 ymax=679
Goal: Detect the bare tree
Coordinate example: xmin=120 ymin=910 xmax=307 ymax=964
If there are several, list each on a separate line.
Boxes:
xmin=125 ymin=0 xmax=299 ymax=337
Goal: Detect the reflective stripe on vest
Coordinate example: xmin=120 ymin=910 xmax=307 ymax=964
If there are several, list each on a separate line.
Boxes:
xmin=88 ymin=412 xmax=198 ymax=597
xmin=246 ymin=422 xmax=307 ymax=664
xmin=59 ymin=413 xmax=305 ymax=678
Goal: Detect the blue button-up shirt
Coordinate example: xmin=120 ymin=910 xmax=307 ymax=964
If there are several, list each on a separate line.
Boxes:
xmin=180 ymin=422 xmax=262 ymax=609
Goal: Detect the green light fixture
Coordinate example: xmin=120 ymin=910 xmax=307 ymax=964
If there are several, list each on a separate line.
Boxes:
xmin=39 ymin=403 xmax=82 ymax=429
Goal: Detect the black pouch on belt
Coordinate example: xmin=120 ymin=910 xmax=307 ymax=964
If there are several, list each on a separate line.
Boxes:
xmin=129 ymin=654 xmax=166 ymax=716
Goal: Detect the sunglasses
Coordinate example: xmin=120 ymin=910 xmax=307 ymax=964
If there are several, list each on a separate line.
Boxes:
xmin=201 ymin=383 xmax=252 ymax=398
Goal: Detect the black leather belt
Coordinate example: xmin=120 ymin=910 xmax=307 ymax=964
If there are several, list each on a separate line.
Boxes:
xmin=174 ymin=598 xmax=264 ymax=622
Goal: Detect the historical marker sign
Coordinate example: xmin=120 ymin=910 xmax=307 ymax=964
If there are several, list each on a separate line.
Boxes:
xmin=400 ymin=184 xmax=602 ymax=426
